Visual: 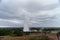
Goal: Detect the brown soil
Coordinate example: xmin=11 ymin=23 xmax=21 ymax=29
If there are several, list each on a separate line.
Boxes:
xmin=0 ymin=33 xmax=58 ymax=40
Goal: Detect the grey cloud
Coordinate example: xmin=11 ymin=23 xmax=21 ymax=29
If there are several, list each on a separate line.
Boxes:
xmin=0 ymin=0 xmax=60 ymax=27
xmin=0 ymin=19 xmax=23 ymax=27
xmin=0 ymin=20 xmax=22 ymax=27
xmin=25 ymin=1 xmax=59 ymax=13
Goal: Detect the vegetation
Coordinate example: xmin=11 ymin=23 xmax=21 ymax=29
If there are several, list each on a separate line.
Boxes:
xmin=0 ymin=27 xmax=60 ymax=36
xmin=43 ymin=28 xmax=60 ymax=31
xmin=30 ymin=27 xmax=41 ymax=32
xmin=0 ymin=27 xmax=58 ymax=40
xmin=0 ymin=28 xmax=23 ymax=36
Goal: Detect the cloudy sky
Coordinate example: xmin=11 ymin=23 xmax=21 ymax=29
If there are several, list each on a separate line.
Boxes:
xmin=0 ymin=0 xmax=60 ymax=28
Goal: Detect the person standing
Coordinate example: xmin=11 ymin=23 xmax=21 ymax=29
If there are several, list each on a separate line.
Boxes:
xmin=57 ymin=32 xmax=60 ymax=40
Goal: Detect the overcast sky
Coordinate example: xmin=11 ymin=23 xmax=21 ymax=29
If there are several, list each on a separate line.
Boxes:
xmin=0 ymin=0 xmax=60 ymax=28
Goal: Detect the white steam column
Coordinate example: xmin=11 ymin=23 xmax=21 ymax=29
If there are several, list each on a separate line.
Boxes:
xmin=23 ymin=9 xmax=30 ymax=32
